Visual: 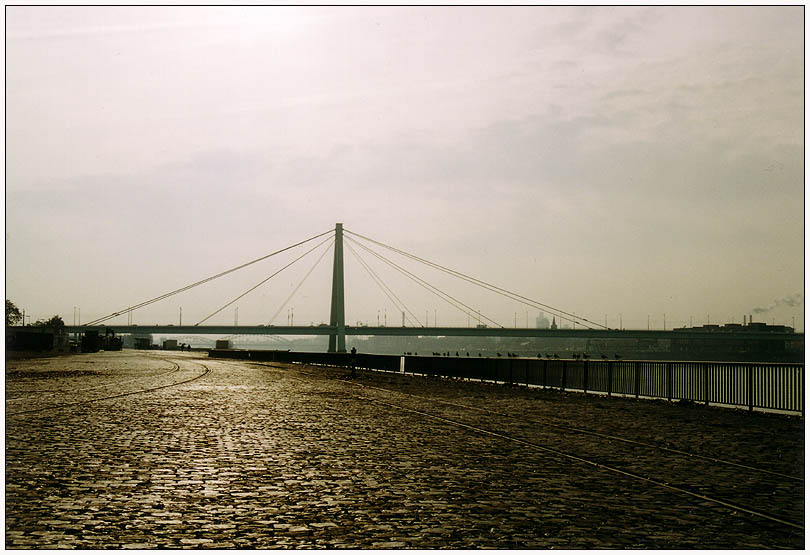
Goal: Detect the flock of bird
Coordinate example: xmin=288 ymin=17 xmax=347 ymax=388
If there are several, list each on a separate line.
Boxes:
xmin=402 ymin=351 xmax=624 ymax=359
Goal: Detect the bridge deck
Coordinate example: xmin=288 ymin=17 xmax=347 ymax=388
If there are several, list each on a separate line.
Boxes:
xmin=54 ymin=325 xmax=804 ymax=342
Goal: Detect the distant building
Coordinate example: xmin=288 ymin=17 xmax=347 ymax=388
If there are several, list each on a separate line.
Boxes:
xmin=6 ymin=326 xmax=69 ymax=353
xmin=671 ymin=321 xmax=801 ymax=361
xmin=134 ymin=336 xmax=152 ymax=350
xmin=535 ymin=312 xmax=550 ymax=329
xmin=550 ymin=317 xmax=557 ymax=330
xmin=674 ymin=322 xmax=794 ymax=334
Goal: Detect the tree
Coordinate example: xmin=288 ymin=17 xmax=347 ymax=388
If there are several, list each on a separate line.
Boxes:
xmin=6 ymin=300 xmax=22 ymax=326
xmin=33 ymin=315 xmax=65 ymax=330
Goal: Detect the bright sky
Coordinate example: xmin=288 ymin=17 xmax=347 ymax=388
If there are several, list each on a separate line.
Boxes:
xmin=5 ymin=5 xmax=805 ymax=331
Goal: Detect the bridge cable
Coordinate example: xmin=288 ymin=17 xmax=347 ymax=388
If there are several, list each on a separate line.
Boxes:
xmin=344 ymin=229 xmax=605 ymax=329
xmin=82 ymin=228 xmax=334 ymax=326
xmin=345 ymin=229 xmax=584 ymax=327
xmin=347 ymin=238 xmax=494 ymax=328
xmin=345 ymin=240 xmax=422 ymax=327
xmin=344 ymin=240 xmax=422 ymax=327
xmin=267 ymin=238 xmax=335 ymax=325
xmin=195 ymin=235 xmax=333 ymax=326
xmin=346 ymin=237 xmax=502 ymax=328
xmin=346 ymin=236 xmax=503 ymax=328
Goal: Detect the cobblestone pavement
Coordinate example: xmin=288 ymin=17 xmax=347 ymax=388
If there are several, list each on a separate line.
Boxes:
xmin=5 ymin=351 xmax=804 ymax=549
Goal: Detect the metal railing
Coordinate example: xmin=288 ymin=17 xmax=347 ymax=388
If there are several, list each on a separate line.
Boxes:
xmin=208 ymin=350 xmax=803 ymax=415
xmin=402 ymin=357 xmax=803 ymax=414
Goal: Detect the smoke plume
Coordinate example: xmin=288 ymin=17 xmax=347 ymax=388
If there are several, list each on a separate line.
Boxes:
xmin=752 ymin=293 xmax=803 ymax=314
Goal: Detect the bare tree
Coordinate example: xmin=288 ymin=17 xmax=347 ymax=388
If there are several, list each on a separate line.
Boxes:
xmin=6 ymin=300 xmax=22 ymax=326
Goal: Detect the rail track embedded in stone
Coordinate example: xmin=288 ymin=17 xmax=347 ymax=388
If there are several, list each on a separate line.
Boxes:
xmin=249 ymin=360 xmax=801 ymax=482
xmin=340 ymin=378 xmax=803 ymax=482
xmin=352 ymin=391 xmax=804 ymax=532
xmin=6 ymin=360 xmax=211 ymax=417
xmin=248 ymin=361 xmax=803 ymax=534
xmin=5 ymin=358 xmax=182 ymax=402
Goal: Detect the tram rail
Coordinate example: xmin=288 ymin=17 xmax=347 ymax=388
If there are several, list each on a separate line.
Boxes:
xmin=343 ymin=378 xmax=803 ymax=482
xmin=5 ymin=357 xmax=182 ymax=402
xmin=6 ymin=360 xmax=211 ymax=417
xmin=249 ymin=360 xmax=804 ymax=534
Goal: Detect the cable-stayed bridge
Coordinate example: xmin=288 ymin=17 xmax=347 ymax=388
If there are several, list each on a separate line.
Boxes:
xmin=61 ymin=223 xmax=803 ymax=350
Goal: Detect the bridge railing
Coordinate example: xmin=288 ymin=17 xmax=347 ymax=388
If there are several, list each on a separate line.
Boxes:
xmin=208 ymin=350 xmax=803 ymax=414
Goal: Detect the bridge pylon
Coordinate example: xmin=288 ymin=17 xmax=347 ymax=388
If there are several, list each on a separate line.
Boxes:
xmin=328 ymin=223 xmax=346 ymax=352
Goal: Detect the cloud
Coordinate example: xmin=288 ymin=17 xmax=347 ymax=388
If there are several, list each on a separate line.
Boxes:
xmin=5 ymin=6 xmax=804 ymax=329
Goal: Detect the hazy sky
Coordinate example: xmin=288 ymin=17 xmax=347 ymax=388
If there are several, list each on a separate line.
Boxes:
xmin=5 ymin=6 xmax=804 ymax=331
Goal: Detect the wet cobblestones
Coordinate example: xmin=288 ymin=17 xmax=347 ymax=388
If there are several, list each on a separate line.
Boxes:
xmin=5 ymin=351 xmax=804 ymax=549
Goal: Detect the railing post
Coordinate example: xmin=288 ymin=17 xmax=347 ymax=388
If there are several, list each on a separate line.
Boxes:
xmin=607 ymin=361 xmax=613 ymax=397
xmin=634 ymin=361 xmax=640 ymax=398
xmin=748 ymin=364 xmax=754 ymax=412
xmin=583 ymin=359 xmax=588 ymax=394
xmin=562 ymin=360 xmax=567 ymax=391
xmin=666 ymin=362 xmax=672 ymax=401
xmin=704 ymin=364 xmax=710 ymax=406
